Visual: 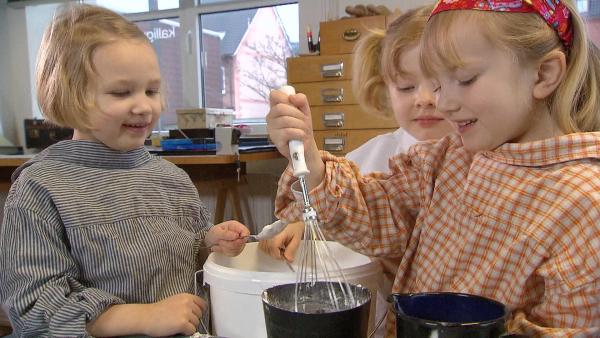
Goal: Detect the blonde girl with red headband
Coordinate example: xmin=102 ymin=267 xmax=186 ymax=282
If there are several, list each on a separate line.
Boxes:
xmin=266 ymin=0 xmax=600 ymax=336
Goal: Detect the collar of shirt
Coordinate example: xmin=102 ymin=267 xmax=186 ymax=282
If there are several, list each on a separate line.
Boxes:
xmin=481 ymin=132 xmax=600 ymax=167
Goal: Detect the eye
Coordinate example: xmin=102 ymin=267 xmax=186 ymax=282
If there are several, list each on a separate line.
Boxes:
xmin=146 ymin=89 xmax=160 ymax=96
xmin=396 ymin=85 xmax=415 ymax=93
xmin=458 ymin=75 xmax=477 ymax=86
xmin=110 ymin=91 xmax=130 ymax=97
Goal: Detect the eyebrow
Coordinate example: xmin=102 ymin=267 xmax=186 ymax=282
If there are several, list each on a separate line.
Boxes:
xmin=105 ymin=78 xmax=162 ymax=87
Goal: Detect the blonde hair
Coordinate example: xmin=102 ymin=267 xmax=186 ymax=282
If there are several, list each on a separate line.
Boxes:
xmin=421 ymin=1 xmax=600 ymax=133
xmin=36 ymin=4 xmax=159 ymax=131
xmin=352 ymin=5 xmax=434 ymax=119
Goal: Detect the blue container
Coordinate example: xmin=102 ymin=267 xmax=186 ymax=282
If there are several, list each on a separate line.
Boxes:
xmin=391 ymin=292 xmax=524 ymax=338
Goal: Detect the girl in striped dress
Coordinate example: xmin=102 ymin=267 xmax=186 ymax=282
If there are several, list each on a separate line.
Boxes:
xmin=0 ymin=4 xmax=248 ymax=337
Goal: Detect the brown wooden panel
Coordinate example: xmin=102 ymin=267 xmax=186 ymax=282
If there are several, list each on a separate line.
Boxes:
xmin=310 ymin=105 xmax=396 ymax=130
xmin=313 ymin=129 xmax=396 ymax=155
xmin=293 ymin=80 xmax=356 ymax=106
xmin=319 ymin=16 xmax=386 ymax=55
xmin=287 ymin=54 xmax=354 ymax=83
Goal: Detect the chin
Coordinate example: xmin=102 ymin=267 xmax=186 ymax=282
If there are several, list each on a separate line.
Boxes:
xmin=460 ymin=138 xmax=486 ymax=154
xmin=109 ymin=140 xmax=145 ymax=152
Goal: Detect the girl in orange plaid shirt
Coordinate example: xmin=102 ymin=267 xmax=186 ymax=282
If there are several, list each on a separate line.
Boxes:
xmin=266 ymin=0 xmax=600 ymax=336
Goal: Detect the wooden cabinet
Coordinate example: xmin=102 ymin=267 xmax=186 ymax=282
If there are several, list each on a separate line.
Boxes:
xmin=286 ymin=15 xmax=395 ymax=155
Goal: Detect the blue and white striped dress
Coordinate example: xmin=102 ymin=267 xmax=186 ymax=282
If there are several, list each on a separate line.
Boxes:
xmin=0 ymin=140 xmax=212 ymax=337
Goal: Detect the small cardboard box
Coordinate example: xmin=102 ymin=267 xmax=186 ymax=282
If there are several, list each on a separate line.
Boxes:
xmin=176 ymin=108 xmax=205 ymax=129
xmin=176 ymin=108 xmax=235 ymax=129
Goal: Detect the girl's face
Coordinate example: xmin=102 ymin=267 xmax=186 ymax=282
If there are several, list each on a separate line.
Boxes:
xmin=387 ymin=45 xmax=454 ymax=141
xmin=432 ymin=22 xmax=561 ymax=153
xmin=75 ymin=39 xmax=162 ymax=151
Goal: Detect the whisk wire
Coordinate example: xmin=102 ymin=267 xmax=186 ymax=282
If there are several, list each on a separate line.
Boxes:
xmin=293 ymin=194 xmax=356 ymax=312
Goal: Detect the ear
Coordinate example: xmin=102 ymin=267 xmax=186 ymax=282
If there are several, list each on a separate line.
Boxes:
xmin=532 ymin=50 xmax=567 ymax=100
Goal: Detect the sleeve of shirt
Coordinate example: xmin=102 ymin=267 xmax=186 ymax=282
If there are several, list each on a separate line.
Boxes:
xmin=0 ymin=207 xmax=125 ymax=336
xmin=274 ymin=147 xmax=435 ymax=258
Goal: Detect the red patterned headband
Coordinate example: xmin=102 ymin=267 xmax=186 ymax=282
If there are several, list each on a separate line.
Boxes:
xmin=430 ymin=0 xmax=573 ymax=48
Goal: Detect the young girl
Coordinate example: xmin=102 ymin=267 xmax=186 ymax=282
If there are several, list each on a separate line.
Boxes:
xmin=346 ymin=5 xmax=453 ymax=174
xmin=267 ymin=0 xmax=600 ymax=336
xmin=0 ymin=4 xmax=249 ymax=337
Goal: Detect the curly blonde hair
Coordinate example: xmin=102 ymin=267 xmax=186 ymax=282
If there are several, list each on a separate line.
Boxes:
xmin=36 ymin=4 xmax=163 ymax=131
xmin=352 ymin=5 xmax=434 ymax=119
xmin=420 ymin=1 xmax=600 ymax=133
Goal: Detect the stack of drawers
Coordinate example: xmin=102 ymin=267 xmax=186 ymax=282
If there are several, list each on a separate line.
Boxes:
xmin=286 ymin=15 xmax=396 ymax=155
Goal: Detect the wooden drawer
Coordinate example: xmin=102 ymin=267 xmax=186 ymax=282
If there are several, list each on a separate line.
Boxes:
xmin=287 ymin=54 xmax=354 ymax=83
xmin=320 ymin=15 xmax=386 ymax=55
xmin=314 ymin=129 xmax=396 ymax=155
xmin=311 ymin=105 xmax=395 ymax=130
xmin=293 ymin=80 xmax=356 ymax=106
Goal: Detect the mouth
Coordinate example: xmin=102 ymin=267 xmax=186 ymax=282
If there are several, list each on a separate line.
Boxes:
xmin=414 ymin=116 xmax=444 ymax=126
xmin=123 ymin=122 xmax=151 ymax=134
xmin=123 ymin=122 xmax=149 ymax=128
xmin=455 ymin=119 xmax=477 ymax=133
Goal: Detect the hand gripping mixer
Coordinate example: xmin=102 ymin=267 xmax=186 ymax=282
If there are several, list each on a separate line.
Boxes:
xmin=278 ymin=85 xmax=356 ymax=313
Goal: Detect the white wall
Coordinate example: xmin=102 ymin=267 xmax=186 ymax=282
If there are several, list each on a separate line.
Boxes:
xmin=1 ymin=3 xmax=31 ymax=147
xmin=0 ymin=0 xmax=6 ymax=134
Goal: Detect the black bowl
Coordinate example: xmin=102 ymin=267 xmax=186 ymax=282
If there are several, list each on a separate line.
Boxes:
xmin=390 ymin=292 xmax=511 ymax=338
xmin=262 ymin=282 xmax=371 ymax=338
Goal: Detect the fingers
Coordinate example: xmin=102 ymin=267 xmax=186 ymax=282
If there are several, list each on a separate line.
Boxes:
xmin=219 ymin=220 xmax=250 ymax=238
xmin=210 ymin=238 xmax=246 ymax=256
xmin=269 ymin=88 xmax=290 ymax=107
xmin=289 ymin=94 xmax=313 ymax=127
xmin=284 ymin=234 xmax=301 ymax=262
xmin=198 ymin=297 xmax=208 ymax=313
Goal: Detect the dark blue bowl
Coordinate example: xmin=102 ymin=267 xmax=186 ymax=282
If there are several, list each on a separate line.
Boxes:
xmin=390 ymin=292 xmax=510 ymax=338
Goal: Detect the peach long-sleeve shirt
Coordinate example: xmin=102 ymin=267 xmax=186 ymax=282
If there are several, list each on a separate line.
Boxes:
xmin=274 ymin=133 xmax=600 ymax=338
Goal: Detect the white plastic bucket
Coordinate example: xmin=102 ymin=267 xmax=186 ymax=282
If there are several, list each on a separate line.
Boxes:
xmin=203 ymin=241 xmax=382 ymax=338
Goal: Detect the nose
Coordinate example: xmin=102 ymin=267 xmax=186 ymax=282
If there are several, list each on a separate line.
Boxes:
xmin=415 ymin=84 xmax=435 ymax=109
xmin=435 ymin=87 xmax=460 ymax=117
xmin=131 ymin=92 xmax=153 ymax=115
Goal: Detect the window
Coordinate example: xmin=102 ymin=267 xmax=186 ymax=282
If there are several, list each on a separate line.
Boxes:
xmin=578 ymin=0 xmax=589 ymax=13
xmin=94 ymin=0 xmax=299 ymax=130
xmin=581 ymin=0 xmax=600 ymax=48
xmin=200 ymin=5 xmax=299 ymax=120
xmin=92 ymin=0 xmax=179 ymax=13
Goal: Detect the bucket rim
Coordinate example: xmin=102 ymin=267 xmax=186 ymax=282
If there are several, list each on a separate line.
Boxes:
xmin=261 ymin=281 xmax=372 ymax=314
xmin=203 ymin=242 xmax=380 ymax=294
xmin=388 ymin=292 xmax=509 ymax=328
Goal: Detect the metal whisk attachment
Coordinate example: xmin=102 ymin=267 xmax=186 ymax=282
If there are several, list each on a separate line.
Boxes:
xmin=279 ymin=85 xmax=356 ymax=314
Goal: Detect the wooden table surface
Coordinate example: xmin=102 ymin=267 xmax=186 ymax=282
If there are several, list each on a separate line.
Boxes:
xmin=0 ymin=150 xmax=282 ymax=167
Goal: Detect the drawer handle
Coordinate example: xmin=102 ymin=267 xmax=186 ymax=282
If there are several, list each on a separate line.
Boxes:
xmin=323 ymin=112 xmax=345 ymax=128
xmin=321 ymin=88 xmax=344 ymax=103
xmin=343 ymin=28 xmax=360 ymax=41
xmin=323 ymin=137 xmax=345 ymax=152
xmin=320 ymin=62 xmax=344 ymax=78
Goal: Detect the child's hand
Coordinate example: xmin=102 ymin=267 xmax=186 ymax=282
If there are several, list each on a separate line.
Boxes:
xmin=267 ymin=89 xmax=326 ymax=189
xmin=143 ymin=293 xmax=207 ymax=336
xmin=259 ymin=221 xmax=304 ymax=262
xmin=266 ymin=89 xmax=315 ymax=160
xmin=206 ymin=220 xmax=249 ymax=256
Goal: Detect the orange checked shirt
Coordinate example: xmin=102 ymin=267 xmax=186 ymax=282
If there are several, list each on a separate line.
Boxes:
xmin=274 ymin=133 xmax=600 ymax=338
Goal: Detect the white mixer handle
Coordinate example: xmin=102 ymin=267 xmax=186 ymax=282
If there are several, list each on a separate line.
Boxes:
xmin=278 ymin=85 xmax=310 ymax=178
